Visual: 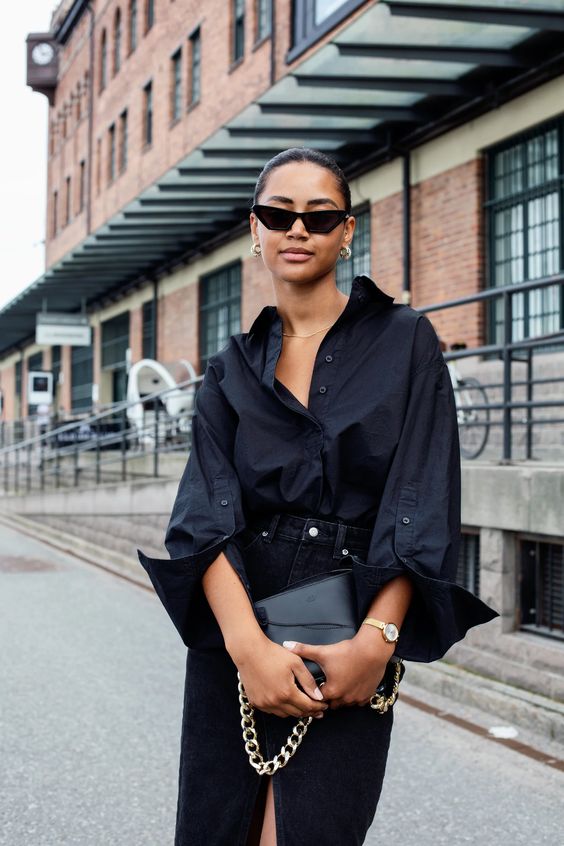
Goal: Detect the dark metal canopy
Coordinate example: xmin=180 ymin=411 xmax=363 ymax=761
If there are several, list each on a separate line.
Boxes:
xmin=2 ymin=0 xmax=563 ymax=357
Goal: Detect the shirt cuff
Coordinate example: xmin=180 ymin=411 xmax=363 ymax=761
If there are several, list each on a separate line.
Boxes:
xmin=351 ymin=555 xmax=500 ymax=663
xmin=137 ymin=533 xmax=253 ymax=649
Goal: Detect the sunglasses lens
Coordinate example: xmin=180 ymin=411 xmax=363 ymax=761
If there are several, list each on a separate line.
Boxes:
xmin=254 ymin=206 xmax=295 ymax=229
xmin=304 ymin=211 xmax=345 ymax=232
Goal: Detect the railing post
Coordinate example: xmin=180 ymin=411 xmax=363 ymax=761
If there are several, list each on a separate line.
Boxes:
xmin=502 ymin=288 xmax=513 ymax=461
xmin=121 ymin=408 xmax=127 ymax=482
xmin=14 ymin=445 xmax=19 ymax=494
xmin=55 ymin=443 xmax=60 ymax=489
xmin=26 ymin=443 xmax=32 ymax=492
xmin=40 ymin=432 xmax=45 ymax=491
xmin=153 ymin=400 xmax=159 ymax=478
xmin=96 ymin=429 xmax=101 ymax=484
xmin=526 ymin=346 xmax=533 ymax=460
xmin=74 ymin=443 xmax=79 ymax=486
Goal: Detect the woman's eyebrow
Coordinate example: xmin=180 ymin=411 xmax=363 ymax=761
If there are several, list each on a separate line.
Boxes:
xmin=265 ymin=195 xmax=339 ymax=209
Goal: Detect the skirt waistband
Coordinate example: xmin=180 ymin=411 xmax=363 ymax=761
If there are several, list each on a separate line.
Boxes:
xmin=247 ymin=512 xmax=372 ymax=559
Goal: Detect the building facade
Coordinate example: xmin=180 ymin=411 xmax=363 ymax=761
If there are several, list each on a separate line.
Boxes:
xmin=1 ymin=1 xmax=563 ymax=675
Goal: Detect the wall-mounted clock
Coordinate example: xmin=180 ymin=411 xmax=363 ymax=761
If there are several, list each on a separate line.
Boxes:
xmin=32 ymin=42 xmax=55 ymax=66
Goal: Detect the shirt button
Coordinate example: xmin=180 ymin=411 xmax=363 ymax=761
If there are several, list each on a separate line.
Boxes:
xmin=325 ymin=355 xmax=333 ymax=363
xmin=319 ymin=386 xmax=327 ymax=394
xmin=342 ymin=548 xmax=349 ymax=556
xmin=220 ymin=499 xmax=229 ymax=506
xmin=402 ymin=517 xmax=411 ymax=524
xmin=308 ymin=526 xmax=319 ymax=537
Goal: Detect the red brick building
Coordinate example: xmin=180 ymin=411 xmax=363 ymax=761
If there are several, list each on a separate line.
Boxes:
xmin=1 ymin=0 xmax=563 ymax=419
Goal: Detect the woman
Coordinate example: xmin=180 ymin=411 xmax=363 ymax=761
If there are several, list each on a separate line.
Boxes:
xmin=138 ymin=147 xmax=499 ymax=846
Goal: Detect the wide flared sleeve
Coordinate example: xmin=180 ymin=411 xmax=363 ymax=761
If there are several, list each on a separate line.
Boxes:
xmin=352 ymin=315 xmax=499 ymax=663
xmin=136 ymin=358 xmax=252 ymax=649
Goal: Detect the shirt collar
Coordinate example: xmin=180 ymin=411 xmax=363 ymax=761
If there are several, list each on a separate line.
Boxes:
xmin=247 ymin=275 xmax=394 ymax=339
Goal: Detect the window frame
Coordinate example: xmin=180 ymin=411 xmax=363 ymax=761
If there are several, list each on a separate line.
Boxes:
xmin=108 ymin=122 xmax=117 ymax=183
xmin=255 ymin=0 xmax=272 ymax=44
xmin=170 ymin=47 xmax=182 ymax=124
xmin=143 ymin=80 xmax=153 ymax=148
xmin=119 ymin=109 xmax=128 ymax=173
xmin=335 ymin=204 xmax=371 ymax=295
xmin=113 ymin=7 xmax=122 ymax=75
xmin=232 ymin=0 xmax=245 ymax=65
xmin=100 ymin=28 xmax=107 ymax=92
xmin=188 ymin=26 xmax=201 ymax=108
xmin=129 ymin=0 xmax=138 ymax=53
xmin=484 ymin=115 xmax=564 ymax=347
xmin=199 ymin=261 xmax=242 ymax=372
xmin=287 ymin=0 xmax=366 ymax=64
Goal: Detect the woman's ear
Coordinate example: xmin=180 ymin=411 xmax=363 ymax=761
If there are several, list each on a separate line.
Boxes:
xmin=343 ymin=214 xmax=355 ymax=247
xmin=249 ymin=212 xmax=259 ymax=242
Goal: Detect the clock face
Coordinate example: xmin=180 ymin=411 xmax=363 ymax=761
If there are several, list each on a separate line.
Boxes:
xmin=384 ymin=623 xmax=399 ymax=642
xmin=32 ymin=42 xmax=55 ymax=66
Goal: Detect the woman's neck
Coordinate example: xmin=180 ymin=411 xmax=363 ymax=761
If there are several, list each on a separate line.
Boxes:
xmin=273 ymin=276 xmax=349 ymax=337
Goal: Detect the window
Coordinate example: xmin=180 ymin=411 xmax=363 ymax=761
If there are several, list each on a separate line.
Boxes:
xmin=188 ymin=27 xmax=201 ymax=106
xmin=142 ymin=299 xmax=156 ymax=359
xmin=199 ymin=263 xmax=241 ymax=371
xmin=129 ymin=0 xmax=138 ymax=53
xmin=486 ymin=119 xmax=563 ymax=346
xmin=145 ymin=0 xmax=154 ymax=33
xmin=96 ymin=137 xmax=102 ymax=194
xmin=521 ymin=539 xmax=564 ymax=640
xmin=78 ymin=160 xmax=86 ymax=213
xmin=256 ymin=0 xmax=271 ymax=41
xmin=49 ymin=122 xmax=56 ymax=156
xmin=289 ymin=0 xmax=365 ymax=61
xmin=76 ymin=83 xmax=82 ymax=120
xmin=113 ymin=8 xmax=122 ymax=75
xmin=102 ymin=312 xmax=130 ymax=403
xmin=108 ymin=123 xmax=116 ymax=183
xmin=52 ymin=190 xmax=58 ymax=237
xmin=233 ymin=0 xmax=245 ymax=63
xmin=143 ymin=81 xmax=153 ymax=147
xmin=15 ymin=359 xmax=22 ymax=415
xmin=336 ymin=208 xmax=371 ymax=294
xmin=51 ymin=346 xmax=61 ymax=404
xmin=64 ymin=175 xmax=71 ymax=226
xmin=171 ymin=48 xmax=182 ymax=123
xmin=71 ymin=344 xmax=93 ymax=412
xmin=119 ymin=109 xmax=128 ymax=173
xmin=100 ymin=29 xmax=107 ymax=91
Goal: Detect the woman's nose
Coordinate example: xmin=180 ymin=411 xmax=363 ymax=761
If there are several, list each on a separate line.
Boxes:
xmin=286 ymin=215 xmax=308 ymax=237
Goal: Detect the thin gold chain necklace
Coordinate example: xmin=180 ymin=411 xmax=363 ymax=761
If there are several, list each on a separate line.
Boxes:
xmin=282 ymin=323 xmax=333 ymax=338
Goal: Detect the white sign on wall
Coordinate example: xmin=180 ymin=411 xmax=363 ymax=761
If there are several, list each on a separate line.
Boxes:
xmin=36 ymin=313 xmax=91 ymax=346
xmin=28 ymin=371 xmax=53 ymax=406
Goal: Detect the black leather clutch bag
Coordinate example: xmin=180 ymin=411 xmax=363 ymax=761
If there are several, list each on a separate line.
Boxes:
xmin=253 ymin=568 xmax=404 ymax=698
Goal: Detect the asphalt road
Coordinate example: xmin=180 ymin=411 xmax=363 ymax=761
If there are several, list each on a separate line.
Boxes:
xmin=0 ymin=523 xmax=561 ymax=845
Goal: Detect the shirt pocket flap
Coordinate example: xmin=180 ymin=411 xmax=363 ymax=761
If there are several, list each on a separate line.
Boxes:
xmin=394 ymin=482 xmax=418 ymax=562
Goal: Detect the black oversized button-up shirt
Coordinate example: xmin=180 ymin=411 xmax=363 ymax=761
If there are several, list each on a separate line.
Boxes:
xmin=138 ymin=275 xmax=499 ymax=663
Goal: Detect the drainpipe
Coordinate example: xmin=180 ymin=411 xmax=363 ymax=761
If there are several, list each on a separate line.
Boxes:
xmin=86 ymin=2 xmax=95 ymax=235
xmin=151 ymin=279 xmax=158 ymax=360
xmin=402 ymin=152 xmax=411 ymax=306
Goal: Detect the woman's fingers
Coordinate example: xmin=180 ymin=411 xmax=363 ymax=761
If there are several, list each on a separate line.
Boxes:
xmin=291 ymin=660 xmax=325 ymax=704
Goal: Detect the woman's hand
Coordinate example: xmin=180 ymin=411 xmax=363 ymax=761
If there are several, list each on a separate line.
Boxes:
xmin=228 ymin=632 xmax=329 ymax=720
xmin=282 ymin=629 xmax=396 ymax=709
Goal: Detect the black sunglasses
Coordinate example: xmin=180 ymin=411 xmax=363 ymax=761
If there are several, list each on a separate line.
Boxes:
xmin=252 ymin=204 xmax=350 ymax=233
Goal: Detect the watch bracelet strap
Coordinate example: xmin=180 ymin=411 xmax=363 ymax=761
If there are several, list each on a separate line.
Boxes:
xmin=362 ymin=617 xmax=400 ymax=640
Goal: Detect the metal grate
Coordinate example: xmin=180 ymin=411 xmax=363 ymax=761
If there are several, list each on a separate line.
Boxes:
xmin=71 ymin=344 xmax=93 ymax=412
xmin=456 ymin=531 xmax=480 ymax=596
xmin=520 ymin=539 xmax=564 ymax=640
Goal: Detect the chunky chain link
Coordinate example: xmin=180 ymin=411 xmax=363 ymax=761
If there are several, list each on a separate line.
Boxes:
xmin=237 ymin=659 xmax=403 ymax=775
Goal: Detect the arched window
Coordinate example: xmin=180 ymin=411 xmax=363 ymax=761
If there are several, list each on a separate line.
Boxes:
xmin=100 ymin=29 xmax=107 ymax=91
xmin=114 ymin=8 xmax=122 ymax=75
xmin=129 ymin=0 xmax=137 ymax=53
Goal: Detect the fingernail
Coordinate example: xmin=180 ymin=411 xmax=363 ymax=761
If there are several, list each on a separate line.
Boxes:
xmin=314 ymin=713 xmax=324 ymax=719
xmin=313 ymin=687 xmax=324 ymax=700
xmin=282 ymin=641 xmax=297 ymax=650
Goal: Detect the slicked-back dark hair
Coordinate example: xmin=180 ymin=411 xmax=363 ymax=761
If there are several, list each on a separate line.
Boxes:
xmin=252 ymin=147 xmax=352 ymax=214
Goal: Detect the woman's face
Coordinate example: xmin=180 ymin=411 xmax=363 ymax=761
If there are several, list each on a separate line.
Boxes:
xmin=250 ymin=161 xmax=355 ymax=286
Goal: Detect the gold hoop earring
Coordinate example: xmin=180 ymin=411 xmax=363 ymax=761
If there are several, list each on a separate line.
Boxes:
xmin=250 ymin=243 xmax=262 ymax=257
xmin=339 ymin=245 xmax=352 ymax=260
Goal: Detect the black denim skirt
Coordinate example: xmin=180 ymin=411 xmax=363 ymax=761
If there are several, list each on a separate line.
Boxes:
xmin=175 ymin=513 xmax=398 ymax=846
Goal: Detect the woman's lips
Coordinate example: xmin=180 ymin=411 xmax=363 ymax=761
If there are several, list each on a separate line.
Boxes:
xmin=280 ymin=251 xmax=313 ymax=262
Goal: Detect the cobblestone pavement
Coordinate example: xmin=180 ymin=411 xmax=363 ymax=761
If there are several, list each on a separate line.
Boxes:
xmin=1 ymin=523 xmax=561 ymax=845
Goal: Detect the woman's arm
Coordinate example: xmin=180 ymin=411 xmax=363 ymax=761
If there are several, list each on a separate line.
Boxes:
xmin=202 ymin=551 xmax=329 ymax=719
xmin=283 ymin=573 xmax=414 ymax=709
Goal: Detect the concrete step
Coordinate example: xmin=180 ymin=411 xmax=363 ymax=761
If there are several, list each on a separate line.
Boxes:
xmin=402 ymin=659 xmax=564 ymax=746
xmin=30 ymin=513 xmax=169 ymax=557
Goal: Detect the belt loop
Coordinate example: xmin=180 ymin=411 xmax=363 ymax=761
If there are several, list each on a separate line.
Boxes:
xmin=263 ymin=513 xmax=281 ymax=544
xmin=333 ymin=522 xmax=348 ymax=559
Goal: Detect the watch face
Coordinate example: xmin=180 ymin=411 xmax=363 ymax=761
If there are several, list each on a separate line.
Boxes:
xmin=32 ymin=42 xmax=55 ymax=65
xmin=384 ymin=623 xmax=399 ymax=642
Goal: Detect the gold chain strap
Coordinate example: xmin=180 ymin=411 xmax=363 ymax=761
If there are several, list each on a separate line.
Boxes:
xmin=237 ymin=659 xmax=403 ymax=775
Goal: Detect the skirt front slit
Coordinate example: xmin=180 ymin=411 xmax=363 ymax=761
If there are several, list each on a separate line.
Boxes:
xmin=174 ymin=513 xmax=397 ymax=846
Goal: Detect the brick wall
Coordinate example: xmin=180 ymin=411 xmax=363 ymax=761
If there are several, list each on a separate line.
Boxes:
xmin=0 ymin=364 xmax=16 ymax=421
xmin=130 ymin=305 xmax=143 ymax=363
xmin=158 ymin=282 xmax=199 ymax=369
xmin=373 ymin=157 xmax=485 ymax=349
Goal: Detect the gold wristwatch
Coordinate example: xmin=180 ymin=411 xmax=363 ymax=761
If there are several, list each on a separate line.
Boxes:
xmin=362 ymin=617 xmax=400 ymax=643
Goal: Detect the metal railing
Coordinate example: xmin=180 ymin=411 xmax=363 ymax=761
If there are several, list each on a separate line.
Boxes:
xmin=0 ymin=374 xmax=203 ymax=495
xmin=0 ymin=272 xmax=563 ymax=495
